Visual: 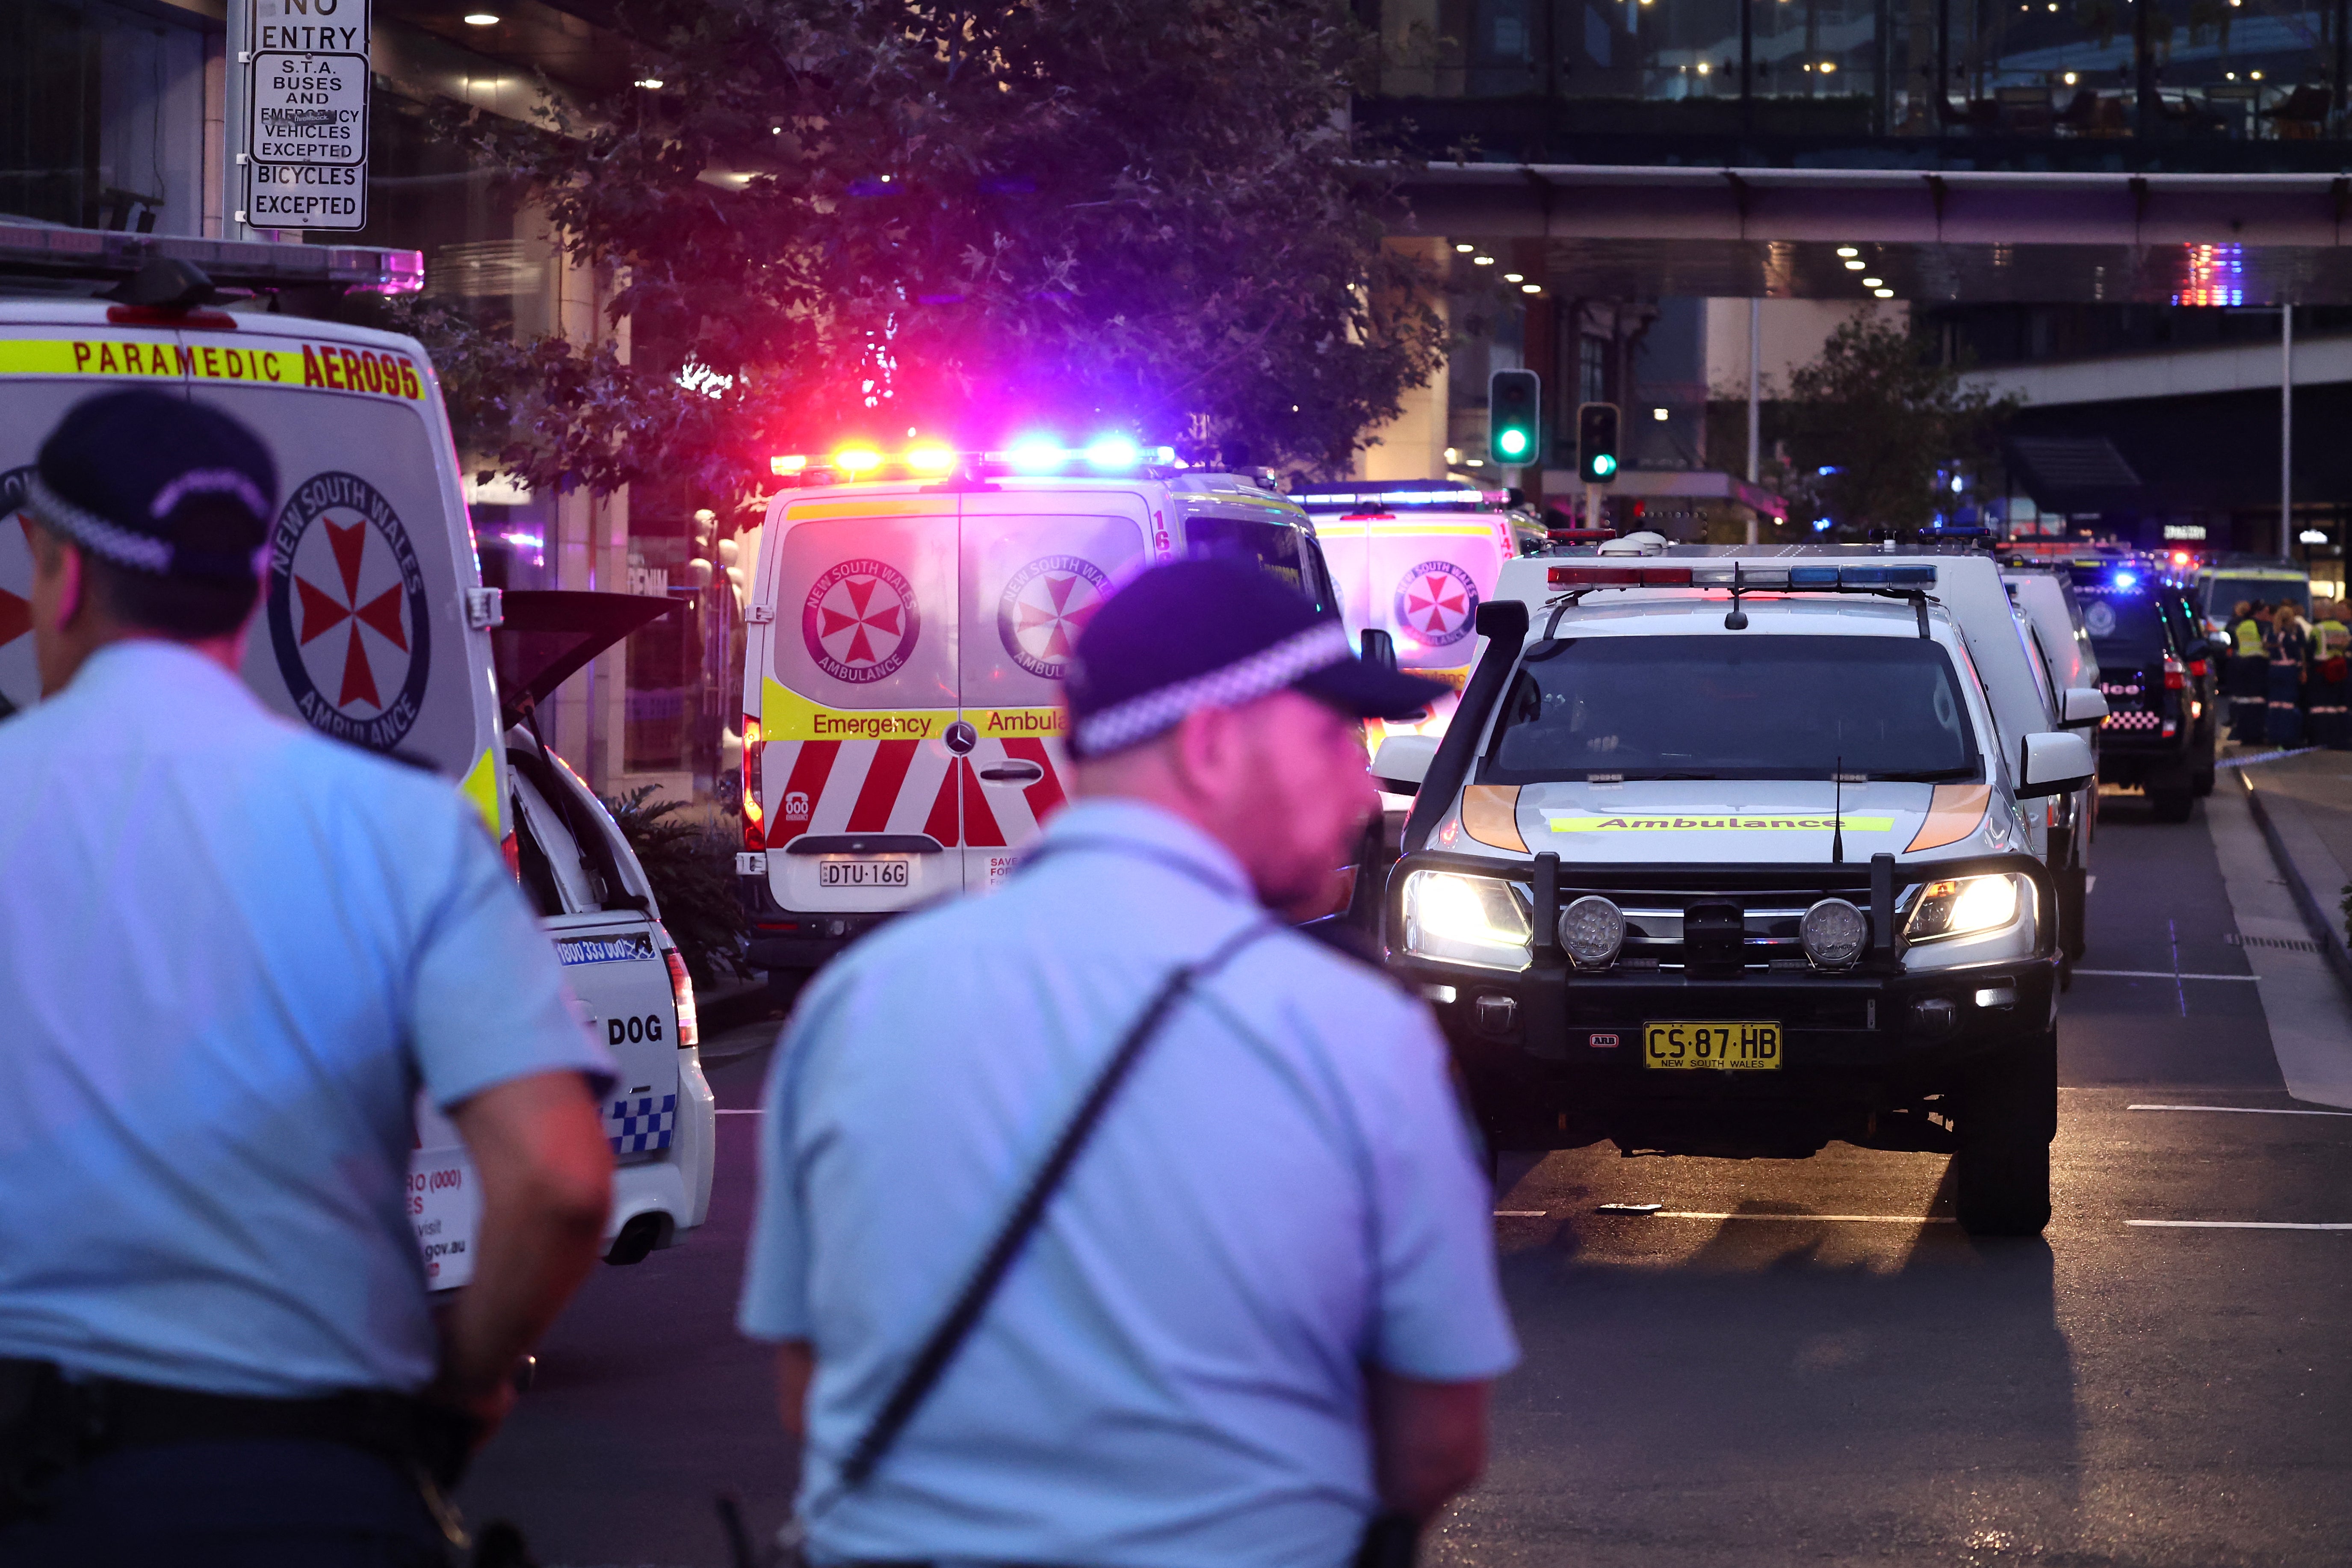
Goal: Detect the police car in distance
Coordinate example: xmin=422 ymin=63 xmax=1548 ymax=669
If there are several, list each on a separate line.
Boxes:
xmin=1370 ymin=552 xmax=2096 ymax=1236
xmin=735 ymin=440 xmax=1344 ymax=986
xmin=2065 ymin=556 xmax=2219 ymax=821
xmin=0 ymin=228 xmax=715 ymax=1282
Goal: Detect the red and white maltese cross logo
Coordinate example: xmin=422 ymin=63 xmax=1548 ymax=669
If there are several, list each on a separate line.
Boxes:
xmin=295 ymin=515 xmax=410 ymax=709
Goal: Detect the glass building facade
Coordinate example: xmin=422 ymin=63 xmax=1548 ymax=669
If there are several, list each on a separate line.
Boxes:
xmin=1360 ymin=0 xmax=2352 ymax=164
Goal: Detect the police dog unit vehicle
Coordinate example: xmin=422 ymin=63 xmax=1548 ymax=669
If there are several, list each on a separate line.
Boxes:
xmin=736 ymin=440 xmax=1341 ymax=983
xmin=0 ymin=229 xmax=715 ymax=1284
xmin=1372 ymin=550 xmax=2097 ymax=1236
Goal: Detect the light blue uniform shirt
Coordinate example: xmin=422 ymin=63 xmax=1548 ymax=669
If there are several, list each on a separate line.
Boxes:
xmin=740 ymin=800 xmax=1518 ymax=1568
xmin=0 ymin=641 xmax=613 ymax=1397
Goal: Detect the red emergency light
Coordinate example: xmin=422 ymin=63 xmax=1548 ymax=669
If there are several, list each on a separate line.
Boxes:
xmin=1548 ymin=565 xmax=1695 ymax=587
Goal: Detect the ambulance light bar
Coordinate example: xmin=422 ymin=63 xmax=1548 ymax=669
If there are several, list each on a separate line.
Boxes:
xmin=770 ymin=440 xmax=1181 ymax=484
xmin=0 ymin=221 xmax=423 ymax=295
xmin=1292 ymin=485 xmax=1510 ymax=512
xmin=1547 ymin=562 xmax=1938 ymax=589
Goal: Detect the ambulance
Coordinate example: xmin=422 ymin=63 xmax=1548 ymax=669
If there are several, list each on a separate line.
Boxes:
xmin=736 ymin=443 xmax=1340 ymax=982
xmin=1372 ymin=546 xmax=2101 ymax=1234
xmin=0 ymin=227 xmax=715 ymax=1284
xmin=1289 ymin=480 xmax=1534 ymax=744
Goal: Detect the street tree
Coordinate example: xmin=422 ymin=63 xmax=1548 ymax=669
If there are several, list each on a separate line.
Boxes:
xmin=1776 ymin=311 xmax=2019 ymax=534
xmin=399 ymin=0 xmax=1447 ymax=505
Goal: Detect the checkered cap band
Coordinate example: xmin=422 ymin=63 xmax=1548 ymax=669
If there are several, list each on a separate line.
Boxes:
xmin=1073 ymin=621 xmax=1353 ymax=759
xmin=2101 ymin=709 xmax=2164 ymax=731
xmin=27 ymin=475 xmax=174 ymax=573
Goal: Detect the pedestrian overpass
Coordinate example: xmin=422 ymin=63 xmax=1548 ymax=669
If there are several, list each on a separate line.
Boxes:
xmin=1408 ymin=165 xmax=2352 ymax=302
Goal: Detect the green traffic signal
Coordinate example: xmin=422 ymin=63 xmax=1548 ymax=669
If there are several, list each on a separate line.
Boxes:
xmin=1577 ymin=402 xmax=1621 ymax=485
xmin=1488 ymin=369 xmax=1541 ymax=468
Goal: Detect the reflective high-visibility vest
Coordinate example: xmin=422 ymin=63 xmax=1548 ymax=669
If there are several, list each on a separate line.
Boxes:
xmin=2234 ymin=619 xmax=2269 ymax=658
xmin=2317 ymin=618 xmax=2351 ymax=662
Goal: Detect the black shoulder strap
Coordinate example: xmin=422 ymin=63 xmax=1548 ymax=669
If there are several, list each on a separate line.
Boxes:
xmin=827 ymin=915 xmax=1277 ymax=1497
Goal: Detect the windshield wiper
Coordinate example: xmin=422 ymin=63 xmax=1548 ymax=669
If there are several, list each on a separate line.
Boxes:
xmin=1860 ymin=768 xmax=1976 ymax=782
xmin=1610 ymin=771 xmax=1725 ymax=781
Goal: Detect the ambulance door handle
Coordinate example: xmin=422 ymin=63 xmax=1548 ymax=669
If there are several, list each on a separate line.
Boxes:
xmin=978 ymin=762 xmax=1044 ymax=784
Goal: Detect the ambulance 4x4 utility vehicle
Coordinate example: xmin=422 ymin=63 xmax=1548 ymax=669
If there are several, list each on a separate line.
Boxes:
xmin=736 ymin=443 xmax=1340 ymax=982
xmin=0 ymin=229 xmax=715 ymax=1282
xmin=1371 ymin=549 xmax=2097 ymax=1236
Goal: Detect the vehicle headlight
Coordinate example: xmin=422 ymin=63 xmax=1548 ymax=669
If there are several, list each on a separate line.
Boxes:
xmin=1799 ymin=898 xmax=1868 ymax=968
xmin=1904 ymin=874 xmax=2022 ymax=942
xmin=1402 ymin=870 xmax=1532 ymax=972
xmin=1557 ymin=895 xmax=1625 ymax=969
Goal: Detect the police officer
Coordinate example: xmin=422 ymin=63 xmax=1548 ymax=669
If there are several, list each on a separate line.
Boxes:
xmin=740 ymin=558 xmax=1518 ymax=1568
xmin=2267 ymin=602 xmax=2312 ymax=747
xmin=2225 ymin=600 xmax=2269 ymax=744
xmin=0 ymin=390 xmax=618 ymax=1565
xmin=2311 ymin=599 xmax=2350 ymax=750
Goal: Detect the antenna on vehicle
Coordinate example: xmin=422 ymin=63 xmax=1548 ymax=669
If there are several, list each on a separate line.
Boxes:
xmin=1831 ymin=756 xmax=1845 ymax=865
xmin=1724 ymin=561 xmax=1749 ymax=630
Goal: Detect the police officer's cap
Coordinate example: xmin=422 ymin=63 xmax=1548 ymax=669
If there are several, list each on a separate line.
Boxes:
xmin=1065 ymin=557 xmax=1449 ymax=759
xmin=30 ymin=388 xmax=277 ymax=582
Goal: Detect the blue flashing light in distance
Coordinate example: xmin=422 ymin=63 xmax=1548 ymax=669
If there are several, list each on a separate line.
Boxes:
xmin=2113 ymin=570 xmax=2139 ymax=590
xmin=1007 ymin=436 xmax=1064 ymax=472
xmin=1810 ymin=517 xmax=1834 ymax=533
xmin=1084 ymin=434 xmax=1141 ymax=469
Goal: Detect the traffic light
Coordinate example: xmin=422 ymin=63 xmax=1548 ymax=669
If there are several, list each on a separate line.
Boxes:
xmin=1577 ymin=402 xmax=1621 ymax=484
xmin=1489 ymin=369 xmax=1541 ymax=467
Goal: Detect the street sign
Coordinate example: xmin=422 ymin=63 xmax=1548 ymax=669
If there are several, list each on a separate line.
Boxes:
xmin=248 ymin=163 xmax=367 ymax=230
xmin=248 ymin=52 xmax=367 ymax=165
xmin=234 ymin=0 xmax=372 ymax=233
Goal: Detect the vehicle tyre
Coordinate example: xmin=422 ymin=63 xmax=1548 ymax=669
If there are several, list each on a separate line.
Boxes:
xmin=2193 ymin=765 xmax=2216 ymax=797
xmin=1955 ymin=1029 xmax=2057 ymax=1237
xmin=2149 ymin=787 xmax=2195 ymax=823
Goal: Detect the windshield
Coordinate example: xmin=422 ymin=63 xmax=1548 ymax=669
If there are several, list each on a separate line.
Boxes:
xmin=1483 ymin=634 xmax=1980 ymax=783
xmin=1184 ymin=516 xmax=1339 ymax=620
xmin=2206 ymin=574 xmax=2309 ymax=620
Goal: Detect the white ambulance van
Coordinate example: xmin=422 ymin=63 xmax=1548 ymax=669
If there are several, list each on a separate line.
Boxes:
xmin=736 ymin=445 xmax=1341 ymax=983
xmin=0 ymin=230 xmax=714 ymax=1282
xmin=1289 ymin=480 xmax=1533 ymax=745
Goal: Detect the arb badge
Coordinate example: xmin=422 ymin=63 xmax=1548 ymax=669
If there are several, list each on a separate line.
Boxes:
xmin=805 ymin=559 xmax=918 ymax=683
xmin=266 ymin=472 xmax=431 ymax=751
xmin=999 ymin=555 xmax=1108 ymax=678
xmin=1395 ymin=560 xmax=1479 ymax=649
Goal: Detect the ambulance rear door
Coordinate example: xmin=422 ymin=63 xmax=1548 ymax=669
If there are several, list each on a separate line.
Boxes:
xmin=1316 ymin=508 xmax=1509 ymax=741
xmin=757 ymin=492 xmax=961 ymax=912
xmin=957 ymin=485 xmax=1152 ymax=889
xmin=187 ymin=320 xmax=504 ymax=833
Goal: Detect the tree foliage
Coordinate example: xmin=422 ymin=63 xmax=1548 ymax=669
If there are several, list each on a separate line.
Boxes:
xmin=603 ymin=785 xmax=748 ymax=987
xmin=1776 ymin=312 xmax=2018 ymax=534
xmin=408 ymin=0 xmax=1446 ymax=502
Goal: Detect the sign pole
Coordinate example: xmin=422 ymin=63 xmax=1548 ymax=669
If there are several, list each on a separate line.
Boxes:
xmin=225 ymin=0 xmax=252 ymax=239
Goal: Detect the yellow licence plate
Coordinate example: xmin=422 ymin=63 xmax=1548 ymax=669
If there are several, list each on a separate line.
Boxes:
xmin=1644 ymin=1020 xmax=1783 ymax=1070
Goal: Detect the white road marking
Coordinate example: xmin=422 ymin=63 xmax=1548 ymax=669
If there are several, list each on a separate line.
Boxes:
xmin=2073 ymin=969 xmax=2259 ymax=981
xmin=715 ymin=1107 xmax=765 ymax=1115
xmin=2130 ymin=1220 xmax=2352 ymax=1231
xmin=1492 ymin=1210 xmax=1549 ymax=1218
xmin=2128 ymin=1103 xmax=2352 ymax=1116
xmin=1654 ymin=1212 xmax=1954 ymax=1224
xmin=2084 ymin=874 xmax=2096 ymax=892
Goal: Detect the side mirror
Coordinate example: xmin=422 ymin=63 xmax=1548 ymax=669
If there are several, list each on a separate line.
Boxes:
xmin=1371 ymin=734 xmax=1440 ymax=795
xmin=1474 ymin=599 xmax=1529 ymax=642
xmin=1359 ymin=629 xmax=1398 ymax=672
xmin=2061 ymin=686 xmax=2109 ymax=727
xmin=2017 ymin=731 xmax=2096 ymax=798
